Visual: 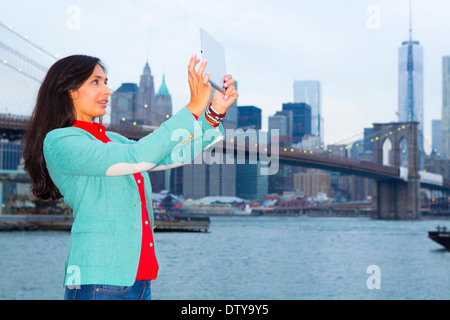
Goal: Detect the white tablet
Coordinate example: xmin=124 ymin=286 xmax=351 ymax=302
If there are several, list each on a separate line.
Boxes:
xmin=200 ymin=28 xmax=227 ymax=94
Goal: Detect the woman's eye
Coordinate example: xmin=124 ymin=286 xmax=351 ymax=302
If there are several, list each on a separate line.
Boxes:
xmin=93 ymin=80 xmax=99 ymax=84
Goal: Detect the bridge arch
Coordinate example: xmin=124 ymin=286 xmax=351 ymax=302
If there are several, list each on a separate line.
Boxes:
xmin=372 ymin=122 xmax=420 ymax=219
xmin=381 ymin=137 xmax=392 ymax=166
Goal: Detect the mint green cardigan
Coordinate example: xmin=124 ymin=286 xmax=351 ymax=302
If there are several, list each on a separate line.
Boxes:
xmin=43 ymin=107 xmax=224 ymax=287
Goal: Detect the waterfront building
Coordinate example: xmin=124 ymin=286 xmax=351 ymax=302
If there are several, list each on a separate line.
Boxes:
xmin=294 ymin=169 xmax=331 ymax=199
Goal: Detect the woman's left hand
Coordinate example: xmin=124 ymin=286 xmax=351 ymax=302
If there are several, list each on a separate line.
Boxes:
xmin=211 ymin=75 xmax=239 ymax=115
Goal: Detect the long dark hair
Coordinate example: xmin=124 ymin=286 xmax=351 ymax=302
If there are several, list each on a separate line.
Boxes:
xmin=23 ymin=55 xmax=106 ymax=200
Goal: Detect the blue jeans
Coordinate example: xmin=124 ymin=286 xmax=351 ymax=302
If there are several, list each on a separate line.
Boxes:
xmin=64 ymin=280 xmax=151 ymax=300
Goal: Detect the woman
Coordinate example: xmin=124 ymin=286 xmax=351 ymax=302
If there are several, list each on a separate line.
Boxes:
xmin=22 ymin=54 xmax=238 ymax=300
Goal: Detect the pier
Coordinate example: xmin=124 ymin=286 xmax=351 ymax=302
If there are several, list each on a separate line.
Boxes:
xmin=0 ymin=215 xmax=210 ymax=232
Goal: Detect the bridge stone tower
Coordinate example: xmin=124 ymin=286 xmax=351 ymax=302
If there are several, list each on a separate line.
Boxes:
xmin=372 ymin=122 xmax=420 ymax=220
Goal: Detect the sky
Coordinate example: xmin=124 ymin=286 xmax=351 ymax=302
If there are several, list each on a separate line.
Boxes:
xmin=1 ymin=0 xmax=449 ymax=150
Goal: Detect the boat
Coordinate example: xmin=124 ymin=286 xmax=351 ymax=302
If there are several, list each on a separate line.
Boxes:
xmin=428 ymin=226 xmax=450 ymax=250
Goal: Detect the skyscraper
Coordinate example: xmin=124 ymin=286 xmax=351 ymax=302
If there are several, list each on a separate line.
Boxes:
xmin=432 ymin=120 xmax=441 ymax=157
xmin=154 ymin=74 xmax=173 ymax=125
xmin=268 ymin=112 xmax=292 ymax=147
xmin=110 ymin=83 xmax=139 ymax=125
xmin=237 ymin=106 xmax=262 ymax=130
xmin=294 ymin=80 xmax=322 ymax=140
xmin=236 ymin=106 xmax=268 ymax=200
xmin=398 ymin=2 xmax=424 ymax=166
xmin=282 ymin=102 xmax=312 ymax=144
xmin=442 ymin=56 xmax=450 ymax=159
xmin=137 ymin=62 xmax=156 ymax=125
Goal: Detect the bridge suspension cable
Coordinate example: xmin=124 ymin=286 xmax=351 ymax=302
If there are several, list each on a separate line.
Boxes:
xmin=0 ymin=22 xmax=58 ymax=60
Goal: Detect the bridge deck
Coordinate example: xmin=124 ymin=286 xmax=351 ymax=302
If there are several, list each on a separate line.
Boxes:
xmin=0 ymin=113 xmax=448 ymax=190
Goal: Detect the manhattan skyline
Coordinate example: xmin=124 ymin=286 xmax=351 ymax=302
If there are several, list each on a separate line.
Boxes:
xmin=0 ymin=0 xmax=449 ymax=150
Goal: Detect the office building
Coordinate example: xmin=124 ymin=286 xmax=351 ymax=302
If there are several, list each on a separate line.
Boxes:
xmin=282 ymin=102 xmax=311 ymax=144
xmin=0 ymin=143 xmax=23 ymax=170
xmin=238 ymin=106 xmax=261 ymax=130
xmin=235 ymin=108 xmax=268 ymax=200
xmin=268 ymin=112 xmax=292 ymax=147
xmin=110 ymin=83 xmax=139 ymax=125
xmin=398 ymin=6 xmax=424 ymax=166
xmin=442 ymin=56 xmax=450 ymax=158
xmin=182 ymin=159 xmax=236 ymax=200
xmin=221 ymin=80 xmax=238 ymax=130
xmin=432 ymin=120 xmax=441 ymax=157
xmin=137 ymin=62 xmax=156 ymax=125
xmin=154 ymin=74 xmax=173 ymax=125
xmin=294 ymin=169 xmax=331 ymax=199
xmin=294 ymin=80 xmax=323 ymax=139
xmin=363 ymin=127 xmax=375 ymax=153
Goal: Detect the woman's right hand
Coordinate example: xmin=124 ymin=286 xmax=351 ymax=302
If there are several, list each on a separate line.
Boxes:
xmin=186 ymin=54 xmax=211 ymax=117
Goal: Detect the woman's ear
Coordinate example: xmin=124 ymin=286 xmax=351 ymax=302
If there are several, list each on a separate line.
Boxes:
xmin=69 ymin=89 xmax=79 ymax=100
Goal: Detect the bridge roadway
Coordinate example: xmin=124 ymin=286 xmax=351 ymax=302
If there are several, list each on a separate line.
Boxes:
xmin=232 ymin=142 xmax=450 ymax=191
xmin=0 ymin=113 xmax=156 ymax=141
xmin=0 ymin=113 xmax=449 ymax=190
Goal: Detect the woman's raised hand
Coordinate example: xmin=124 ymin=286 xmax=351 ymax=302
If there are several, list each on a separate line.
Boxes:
xmin=211 ymin=74 xmax=239 ymax=115
xmin=186 ymin=54 xmax=211 ymax=117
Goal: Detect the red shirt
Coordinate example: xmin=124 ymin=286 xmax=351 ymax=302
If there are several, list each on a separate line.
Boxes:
xmin=72 ymin=113 xmax=199 ymax=280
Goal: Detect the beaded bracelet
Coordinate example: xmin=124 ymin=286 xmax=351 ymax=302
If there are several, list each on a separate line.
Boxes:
xmin=209 ymin=104 xmax=226 ymax=118
xmin=205 ymin=112 xmax=220 ymax=127
xmin=205 ymin=103 xmax=225 ymax=128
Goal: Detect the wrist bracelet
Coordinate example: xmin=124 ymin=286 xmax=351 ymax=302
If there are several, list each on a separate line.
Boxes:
xmin=205 ymin=111 xmax=220 ymax=127
xmin=205 ymin=103 xmax=226 ymax=128
xmin=209 ymin=103 xmax=226 ymax=118
xmin=206 ymin=113 xmax=220 ymax=125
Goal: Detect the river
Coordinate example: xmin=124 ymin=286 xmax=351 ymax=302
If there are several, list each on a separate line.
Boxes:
xmin=0 ymin=216 xmax=449 ymax=300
